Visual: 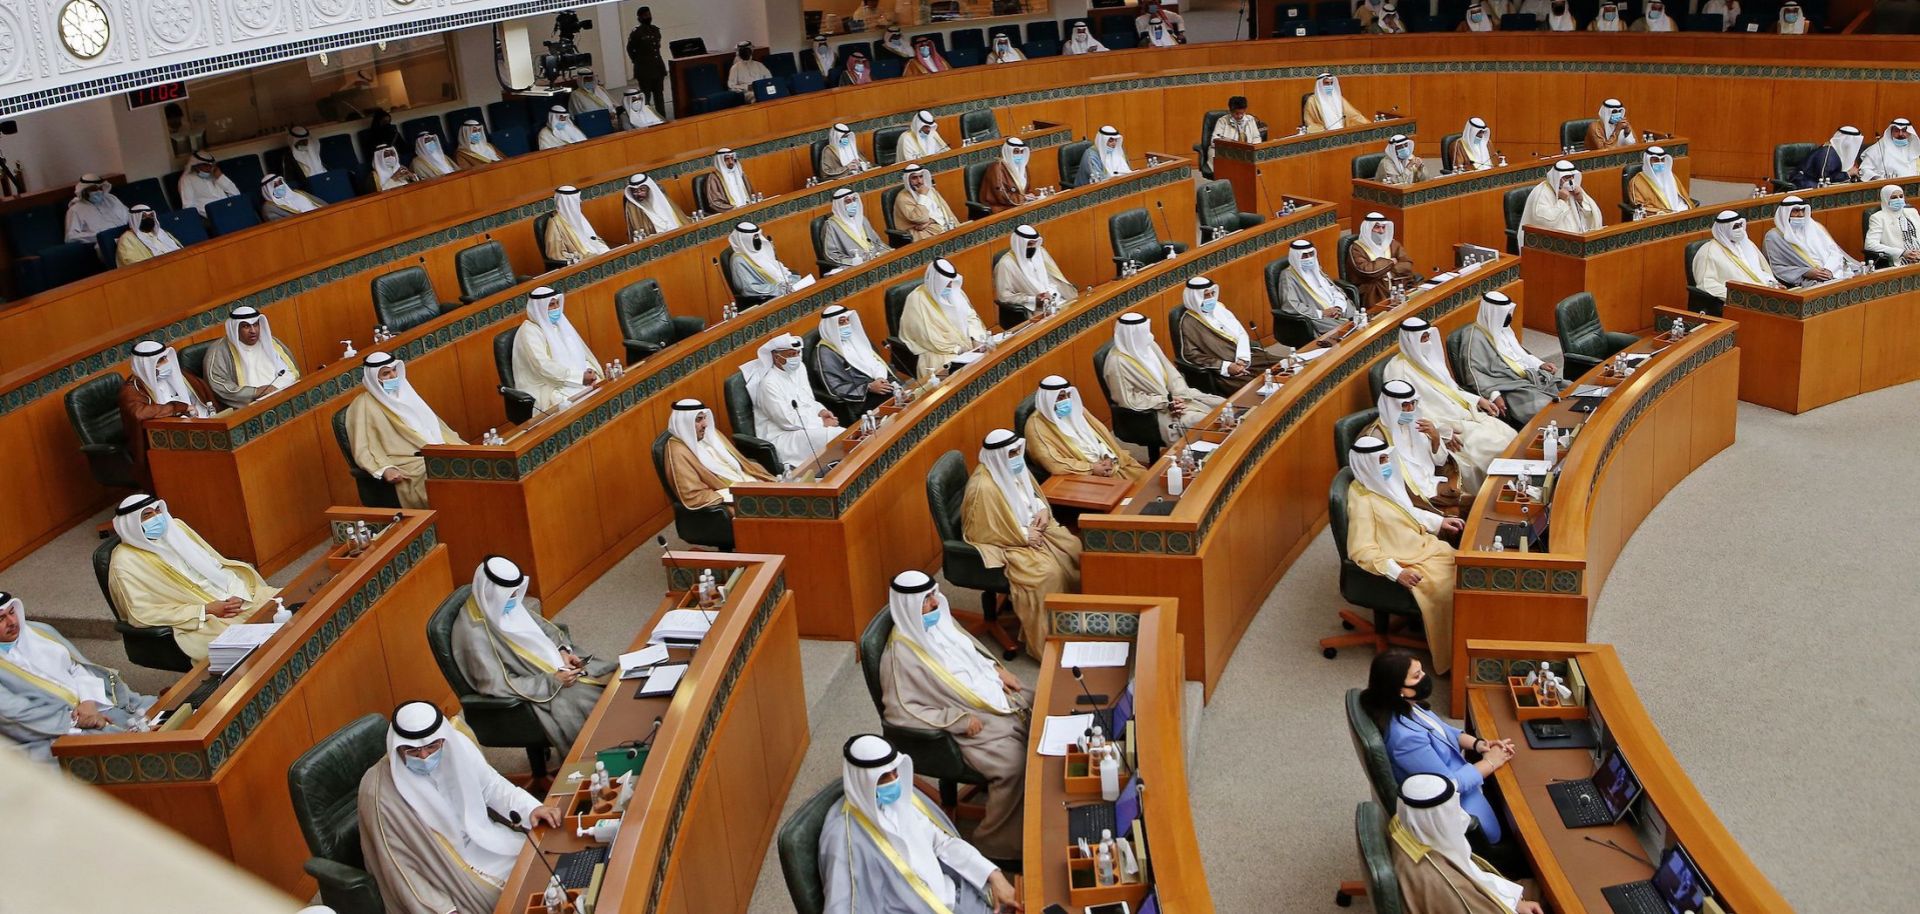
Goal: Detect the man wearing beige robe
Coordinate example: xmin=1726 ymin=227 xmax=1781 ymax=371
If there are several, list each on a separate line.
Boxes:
xmin=106 ymin=494 xmax=278 ymax=661
xmin=542 ymin=185 xmax=610 ymax=264
xmin=662 ymin=399 xmax=775 ymax=510
xmin=817 ymin=123 xmax=871 ymax=180
xmin=1344 ymin=437 xmax=1458 ymax=674
xmin=1391 ymin=773 xmax=1543 ymax=914
xmin=1103 ymin=312 xmax=1224 ymax=444
xmin=993 ymin=225 xmax=1076 ymax=321
xmin=878 ymin=571 xmax=1032 ymax=860
xmin=961 ymin=430 xmax=1080 ymax=657
xmin=1303 ymin=73 xmax=1367 ymax=133
xmin=451 ymin=557 xmax=614 ymax=752
xmin=1625 ymin=145 xmax=1690 ymax=216
xmin=624 ymin=173 xmax=687 ymax=242
xmin=1023 ymin=376 xmax=1145 ymax=481
xmin=893 ymin=165 xmax=960 ymax=241
xmin=702 ymin=148 xmax=756 ymax=213
xmin=345 ymin=353 xmax=463 ymax=509
xmin=899 ymin=259 xmax=990 ymax=380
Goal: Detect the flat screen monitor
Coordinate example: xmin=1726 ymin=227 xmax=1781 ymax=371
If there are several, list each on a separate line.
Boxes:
xmin=1591 ymin=747 xmax=1643 ymax=824
xmin=1653 ymin=844 xmax=1713 ymax=913
xmin=1115 ymin=775 xmax=1142 ymax=839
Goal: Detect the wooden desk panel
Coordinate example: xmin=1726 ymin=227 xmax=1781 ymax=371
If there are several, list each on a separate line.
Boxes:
xmin=1212 ymin=117 xmax=1415 ymax=221
xmin=490 ymin=554 xmax=805 ymax=914
xmin=1451 ymin=310 xmax=1739 ymax=706
xmin=1725 ymin=265 xmax=1920 ymax=413
xmin=1463 ymin=641 xmax=1791 ymax=914
xmin=1078 ymin=258 xmax=1522 ymax=695
xmin=50 ymin=508 xmax=453 ymax=896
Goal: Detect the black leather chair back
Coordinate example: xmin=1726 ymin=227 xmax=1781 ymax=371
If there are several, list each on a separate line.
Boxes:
xmin=1346 ymin=687 xmax=1400 ymax=809
xmin=959 ymin=109 xmax=999 ymax=144
xmin=425 ymin=584 xmax=482 ymax=697
xmin=692 ymin=173 xmax=715 ymax=211
xmin=616 ymin=278 xmax=702 ymax=364
xmin=1773 ymin=142 xmax=1817 ymax=190
xmin=722 ymin=373 xmax=760 ymax=440
xmin=1368 ymin=358 xmax=1389 ymax=401
xmin=1011 ymin=398 xmax=1049 ymax=482
xmin=533 ymin=212 xmax=565 ymax=270
xmin=91 ymin=536 xmax=123 ymax=621
xmin=776 ymin=781 xmax=847 ymax=914
xmin=1194 ymin=109 xmax=1227 ymax=179
xmin=1503 ymin=186 xmax=1530 ymax=254
xmin=287 ymin=713 xmax=389 ymax=914
xmin=879 ymin=186 xmax=912 ymax=247
xmin=371 ymin=266 xmax=443 ymax=334
xmin=1336 ymin=232 xmax=1357 ymax=285
xmin=1444 ymin=325 xmax=1475 ymax=394
xmin=873 ymin=126 xmax=908 ymax=166
xmin=178 ymin=340 xmax=215 ymax=382
xmin=493 ymin=327 xmax=535 ymax=424
xmin=809 ymin=139 xmax=831 ymax=180
xmin=1330 ymin=468 xmax=1358 ymax=565
xmin=1352 ymin=151 xmax=1385 ymax=179
xmin=1058 ymin=140 xmax=1093 ymax=188
xmin=1197 ymin=179 xmax=1254 ymax=234
xmin=1439 ymin=132 xmax=1462 ymax=172
xmin=1683 ymin=237 xmax=1707 ymax=286
xmin=1554 ymin=291 xmax=1635 ymax=375
xmin=651 ymin=432 xmax=736 ymax=549
xmin=1332 ymin=408 xmax=1379 ymax=466
xmin=66 ymin=373 xmax=134 ymax=488
xmin=1682 ymin=237 xmax=1726 ymax=316
xmin=717 ymin=247 xmax=749 ymax=303
xmin=1560 ymin=118 xmax=1594 ymax=150
xmin=1108 ymin=207 xmax=1166 ymax=273
xmin=1264 ymin=260 xmax=1317 ymax=347
xmin=1354 ymin=801 xmax=1407 ymax=914
xmin=883 ymin=279 xmax=922 ymax=338
xmin=963 ymin=162 xmax=992 ymax=219
xmin=455 ymin=240 xmax=519 ymax=304
xmin=331 ymin=405 xmax=402 ymax=509
xmin=924 ymin=450 xmax=1011 ymax=600
xmin=808 ymin=214 xmax=835 ymax=274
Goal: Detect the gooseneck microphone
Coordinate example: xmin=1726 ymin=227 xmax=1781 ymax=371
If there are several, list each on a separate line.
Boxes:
xmin=504 ymin=809 xmax=565 ymax=886
xmin=1072 ymin=665 xmax=1110 ymax=706
xmin=793 ymin=398 xmax=828 ymax=480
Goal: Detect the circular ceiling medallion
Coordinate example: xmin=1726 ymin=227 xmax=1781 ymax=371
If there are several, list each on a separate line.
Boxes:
xmin=58 ymin=0 xmax=110 ymax=59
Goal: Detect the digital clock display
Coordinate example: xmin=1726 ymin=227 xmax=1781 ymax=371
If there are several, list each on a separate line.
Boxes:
xmin=126 ymin=82 xmax=189 ymax=110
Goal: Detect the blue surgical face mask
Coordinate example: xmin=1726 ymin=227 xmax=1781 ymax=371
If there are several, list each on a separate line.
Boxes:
xmin=87 ymin=190 xmax=106 ymax=205
xmin=272 ymin=185 xmax=288 ymax=198
xmin=1471 ymin=11 xmax=1484 ymax=19
xmin=1609 ymin=111 xmax=1624 ymax=124
xmin=1055 ymin=400 xmax=1073 ymax=418
xmin=922 ymin=607 xmax=942 ymax=629
xmin=1785 ymin=11 xmax=1798 ymax=20
xmin=1893 ymin=198 xmax=1907 ymax=211
xmin=1897 ymin=136 xmax=1912 ymax=148
xmin=1012 ymin=150 xmax=1028 ymax=163
xmin=1396 ymin=411 xmax=1415 ymax=425
xmin=1396 ymin=145 xmax=1411 ymax=160
xmin=547 ymin=308 xmax=563 ymax=325
xmin=403 ymin=750 xmax=442 ymax=775
xmin=1008 ymin=456 xmax=1026 ymax=475
xmin=503 ymin=596 xmax=519 ymax=615
xmin=1379 ymin=464 xmax=1395 ymax=482
xmin=1199 ymin=296 xmax=1216 ymax=313
xmin=838 ymin=325 xmax=853 ymax=342
xmin=1650 ymin=161 xmax=1668 ymax=174
xmin=0 ymin=640 xmax=12 ymax=654
xmin=142 ymin=515 xmax=169 ymax=539
xmin=382 ymin=379 xmax=401 ymax=393
xmin=875 ymin=780 xmax=904 ymax=805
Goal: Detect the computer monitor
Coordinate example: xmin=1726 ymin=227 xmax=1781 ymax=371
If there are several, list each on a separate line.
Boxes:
xmin=1136 ymin=891 xmax=1159 ymax=914
xmin=1652 ymin=844 xmax=1712 ymax=913
xmin=1590 ymin=747 xmax=1643 ymax=824
xmin=1115 ymin=774 xmax=1143 ymax=838
xmin=1110 ymin=679 xmax=1136 ymax=737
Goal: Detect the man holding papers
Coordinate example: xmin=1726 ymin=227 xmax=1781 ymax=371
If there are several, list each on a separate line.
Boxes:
xmin=450 ymin=556 xmax=613 ymax=752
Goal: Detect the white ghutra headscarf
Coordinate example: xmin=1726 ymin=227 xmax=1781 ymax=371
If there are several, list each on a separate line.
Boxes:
xmin=714 ymin=148 xmax=750 ymax=206
xmin=1460 ymin=117 xmax=1492 ymax=168
xmin=471 ymin=556 xmax=563 ymax=671
xmin=1181 ymin=276 xmax=1251 ymax=363
xmin=1772 ymin=195 xmax=1851 ymax=274
xmin=1287 ymin=239 xmax=1349 ymax=315
xmin=625 ymin=174 xmax=681 ymax=232
xmin=1034 ymin=375 xmax=1115 ymax=464
xmin=1398 ymin=774 xmax=1527 ymax=912
xmin=552 ymin=185 xmax=610 ymax=256
xmin=0 ymin=593 xmax=112 ymax=707
xmin=820 ymin=305 xmax=889 ymax=381
xmin=886 ymin=570 xmax=1011 ymax=712
xmin=1376 ymin=381 xmax=1443 ymax=500
xmin=1711 ymin=210 xmax=1773 ymax=283
xmin=979 ymin=428 xmax=1048 ymax=522
xmin=668 ymin=399 xmax=750 ymax=484
xmin=385 ymin=702 xmax=533 ymax=882
xmin=1639 ymin=146 xmax=1687 ymax=211
xmin=127 ymin=340 xmax=210 ymax=416
xmin=223 ymin=306 xmax=295 ymax=390
xmin=1474 ymin=291 xmax=1544 ymax=374
xmin=522 ymin=287 xmax=595 ymax=375
xmin=111 ymin=494 xmax=245 ymax=600
xmin=360 ymin=352 xmax=446 ymax=445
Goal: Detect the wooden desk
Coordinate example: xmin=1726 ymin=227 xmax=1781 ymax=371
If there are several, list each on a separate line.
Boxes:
xmin=727 ymin=194 xmax=1338 ymax=640
xmin=1723 ymin=264 xmax=1920 ymax=413
xmin=1041 ymin=473 xmax=1133 ymax=513
xmin=1212 ymin=116 xmax=1416 ymax=220
xmin=491 ymin=553 xmax=805 ymax=914
xmin=1353 ymin=139 xmax=1686 ymax=273
xmin=51 ymin=507 xmax=453 ymax=897
xmin=1022 ymin=594 xmax=1213 ymax=914
xmin=1078 ymin=257 xmax=1520 ymax=695
xmin=1521 ymin=178 xmax=1911 ymax=336
xmin=1462 ymin=640 xmax=1791 ymax=914
xmin=420 ymin=156 xmax=1181 ymax=622
xmin=1452 ymin=308 xmax=1738 ymax=706
xmin=141 ymin=124 xmax=1067 ymax=574
xmin=669 ymin=47 xmax=767 ymax=114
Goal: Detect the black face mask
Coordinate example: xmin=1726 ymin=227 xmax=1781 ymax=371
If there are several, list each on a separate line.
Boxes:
xmin=738 ymin=49 xmax=751 ymax=60
xmin=751 ymin=237 xmax=763 ymax=251
xmin=1407 ymin=675 xmax=1435 ymax=702
xmin=139 ymin=216 xmax=156 ymax=231
xmin=1025 ymin=243 xmax=1039 ymax=259
xmin=1503 ymin=314 xmax=1513 ymax=327
xmin=640 ymin=14 xmax=652 ymax=25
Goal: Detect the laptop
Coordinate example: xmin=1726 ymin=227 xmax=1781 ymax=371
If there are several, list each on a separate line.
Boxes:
xmin=1545 ymin=745 xmax=1641 ymax=828
xmin=1493 ymin=503 xmax=1550 ymax=551
xmin=1602 ymin=844 xmax=1713 ymax=914
xmin=1067 ymin=774 xmax=1141 ymax=845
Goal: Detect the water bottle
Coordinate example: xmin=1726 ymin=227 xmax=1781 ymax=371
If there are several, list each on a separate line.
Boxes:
xmin=1542 ymin=420 xmax=1559 ymax=464
xmin=1095 ymin=833 xmax=1117 ymax=886
xmin=1166 ymin=461 xmax=1184 ymax=496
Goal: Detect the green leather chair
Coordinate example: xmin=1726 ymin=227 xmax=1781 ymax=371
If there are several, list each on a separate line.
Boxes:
xmin=1264 ymin=258 xmax=1360 ymax=348
xmin=1352 ymin=151 xmax=1385 ymax=180
xmin=1010 ymin=397 xmax=1048 ymax=483
xmin=1322 ymin=468 xmax=1426 ymax=660
xmin=1368 ymin=358 xmax=1390 ymax=402
xmin=1333 ymin=408 xmax=1380 ymax=466
xmin=1559 ymin=118 xmax=1594 ymax=151
xmin=425 ymin=584 xmax=557 ymax=770
xmin=1192 ymin=109 xmax=1228 ymax=180
xmin=988 ymin=249 xmax=1033 ymax=330
xmin=287 ymin=713 xmax=388 ymax=914
xmin=1057 ymin=140 xmax=1093 ymax=189
xmin=652 ymin=432 xmax=735 ymax=550
xmin=860 ymin=608 xmax=992 ymax=806
xmin=177 ymin=339 xmax=215 ymax=384
xmin=532 ymin=212 xmax=567 ymax=272
xmin=65 ymin=373 xmax=137 ymax=490
xmin=1555 ymin=292 xmax=1636 ymax=377
xmin=925 ymin=450 xmax=1019 ymax=658
xmin=1197 ymin=179 xmax=1263 ymax=239
xmin=331 ymin=405 xmax=403 ymax=509
xmin=722 ymin=372 xmax=785 ymax=471
xmin=802 ymin=328 xmax=873 ymax=426
xmin=959 ymin=109 xmax=999 ymax=144
xmin=1502 ymin=186 xmax=1530 ymax=254
xmin=1091 ymin=343 xmax=1165 ymax=464
xmin=1772 ymin=141 xmax=1818 ymax=193
xmin=879 ymin=186 xmax=913 ymax=248
xmin=963 ymin=161 xmax=994 ymax=220
xmin=1438 ymin=132 xmax=1462 ymax=173
xmin=454 ymin=239 xmax=528 ymax=304
xmin=1443 ymin=325 xmax=1477 ymax=396
xmin=1165 ymin=305 xmax=1231 ymax=397
xmin=1345 ymin=687 xmax=1400 ymax=809
xmin=808 ymin=214 xmax=838 ymax=275
xmin=491 ymin=327 xmax=536 ymax=424
xmin=371 ymin=265 xmax=454 ymax=334
xmin=1681 ymin=238 xmax=1722 ymax=316
xmin=1108 ymin=207 xmax=1187 ymax=277
xmin=93 ymin=535 xmax=194 ymax=673
xmin=1348 ymin=800 xmax=1407 ymax=912
xmin=883 ymin=279 xmax=923 ymax=378
xmin=616 ymin=278 xmax=703 ymax=364
xmin=871 ymin=125 xmax=908 ymax=167
xmin=776 ymin=780 xmax=845 ymax=914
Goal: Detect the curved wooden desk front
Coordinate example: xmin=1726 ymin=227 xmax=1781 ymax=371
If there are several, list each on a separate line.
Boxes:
xmin=1724 ymin=260 xmax=1920 ymax=415
xmin=725 ymin=199 xmax=1339 ymax=640
xmin=1076 ymin=258 xmax=1522 ymax=695
xmin=1462 ymin=640 xmax=1791 ymax=914
xmin=418 ymin=158 xmax=1191 ymax=620
xmin=1521 ymin=178 xmax=1914 ymax=336
xmin=1211 ymin=115 xmax=1415 ymax=219
xmin=1355 ymin=138 xmax=1688 ymax=274
xmin=1023 ymin=594 xmax=1213 ymax=914
xmin=9 ymin=35 xmax=1920 ymax=571
xmin=140 ymin=125 xmax=1066 ymax=574
xmin=50 ymin=507 xmax=453 ymax=896
xmin=490 ymin=553 xmax=805 ymax=914
xmin=1451 ymin=309 xmax=1739 ymax=706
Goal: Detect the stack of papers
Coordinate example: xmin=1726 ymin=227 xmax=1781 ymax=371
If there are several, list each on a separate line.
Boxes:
xmin=648 ymin=609 xmax=714 ymax=645
xmin=1061 ymin=641 xmax=1130 ymax=669
xmin=1569 ymin=384 xmax=1615 ymax=398
xmin=1487 ymin=458 xmax=1554 ymax=478
xmin=618 ymin=644 xmax=671 ymax=680
xmin=638 ymin=663 xmax=687 ymax=697
xmin=1038 ymin=713 xmax=1096 ymax=756
xmin=205 ymin=623 xmax=283 ymax=674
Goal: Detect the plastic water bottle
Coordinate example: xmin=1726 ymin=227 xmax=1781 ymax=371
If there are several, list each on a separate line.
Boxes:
xmin=1542 ymin=420 xmax=1559 ymax=464
xmin=1095 ymin=833 xmax=1117 ymax=886
xmin=1099 ymin=743 xmax=1121 ymax=801
xmin=1166 ymin=461 xmax=1184 ymax=496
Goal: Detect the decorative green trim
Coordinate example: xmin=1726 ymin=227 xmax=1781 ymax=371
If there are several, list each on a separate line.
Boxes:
xmin=433 ymin=162 xmax=1197 ymax=485
xmin=1469 ymin=657 xmax=1560 ymax=686
xmin=1049 ymin=610 xmax=1143 ymax=638
xmin=1080 ymin=261 xmax=1519 ymax=556
xmin=732 ymin=203 xmax=1335 ymax=521
xmin=60 ymin=523 xmax=439 ymax=785
xmin=1456 ymin=565 xmax=1584 ymax=595
xmin=1352 ymin=143 xmax=1688 ymax=208
xmin=1524 ymin=179 xmax=1918 ymax=257
xmin=1725 ymin=267 xmax=1920 ymax=319
xmin=1215 ymin=119 xmax=1414 ymax=165
xmin=641 ymin=570 xmax=786 ymax=914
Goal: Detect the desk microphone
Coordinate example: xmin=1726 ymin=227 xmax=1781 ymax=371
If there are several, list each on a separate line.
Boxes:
xmin=1582 ymin=835 xmax=1651 ymax=866
xmin=1151 ymin=201 xmax=1178 ymax=253
xmin=503 ymin=809 xmax=566 ymax=887
xmin=663 ymin=534 xmax=720 ymax=627
xmin=1071 ymin=666 xmax=1109 ymax=706
xmin=793 ymin=398 xmax=828 ymax=480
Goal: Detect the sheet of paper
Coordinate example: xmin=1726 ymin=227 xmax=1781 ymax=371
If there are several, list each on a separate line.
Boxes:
xmin=1294 ymin=347 xmax=1330 ymax=362
xmin=1569 ymin=385 xmax=1615 ymax=398
xmin=951 ymin=351 xmax=986 ymax=365
xmin=619 ymin=644 xmax=670 ymax=677
xmin=792 ymin=274 xmax=817 ymax=290
xmin=638 ymin=663 xmax=687 ymax=697
xmin=1061 ymin=641 xmax=1131 ymax=669
xmin=1487 ymin=458 xmax=1554 ymax=477
xmin=1038 ymin=713 xmax=1096 ymax=756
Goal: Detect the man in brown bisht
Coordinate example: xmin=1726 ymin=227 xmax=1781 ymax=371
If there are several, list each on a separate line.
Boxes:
xmin=960 ymin=429 xmax=1079 ymax=656
xmin=1391 ymin=773 xmax=1543 ymax=914
xmin=661 ymin=399 xmax=775 ymax=512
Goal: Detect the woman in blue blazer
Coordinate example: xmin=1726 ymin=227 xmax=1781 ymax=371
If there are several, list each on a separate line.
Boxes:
xmin=1360 ymin=650 xmax=1514 ymax=846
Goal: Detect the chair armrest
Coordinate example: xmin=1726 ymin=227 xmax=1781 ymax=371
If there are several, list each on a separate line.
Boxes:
xmin=79 ymin=442 xmax=124 ymax=457
xmin=501 ymin=387 xmax=535 ymax=407
xmin=880 ymin=723 xmax=975 ymax=780
xmin=114 ymin=621 xmax=175 ymax=641
xmin=1169 ymin=241 xmax=1190 ymax=254
xmin=670 ymin=316 xmax=707 ymax=340
xmin=966 ymin=202 xmax=993 ymax=220
xmin=732 ymin=434 xmax=784 ymax=476
xmin=304 ymin=857 xmax=378 ymax=895
xmin=886 ymin=229 xmax=912 ymax=248
xmin=457 ymin=693 xmax=528 ymax=714
xmin=437 ymin=301 xmax=461 ymax=315
xmin=623 ymin=338 xmax=665 ymax=363
xmin=1685 ymin=286 xmax=1724 ymax=317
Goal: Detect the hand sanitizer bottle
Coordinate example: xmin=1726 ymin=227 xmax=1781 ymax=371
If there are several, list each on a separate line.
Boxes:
xmin=1542 ymin=420 xmax=1559 ymax=464
xmin=1166 ymin=460 xmax=1184 ymax=496
xmin=1099 ymin=742 xmax=1121 ymax=801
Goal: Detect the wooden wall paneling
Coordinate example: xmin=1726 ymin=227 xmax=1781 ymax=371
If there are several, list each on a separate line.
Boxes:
xmin=1723 ymin=306 xmax=1811 ymax=412
xmin=0 ymin=408 xmax=60 ymax=564
xmin=1859 ymin=288 xmax=1920 ymax=393
xmin=373 ymin=544 xmax=457 ymax=707
xmin=218 ymin=689 xmax=317 ymax=893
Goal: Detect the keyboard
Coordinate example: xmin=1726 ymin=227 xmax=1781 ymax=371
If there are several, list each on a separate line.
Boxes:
xmin=1601 ymin=880 xmax=1669 ymax=914
xmin=1546 ymin=779 xmax=1614 ymax=828
xmin=1067 ymin=802 xmax=1116 ymax=846
xmin=554 ymin=845 xmax=610 ymax=888
xmin=182 ymin=675 xmax=223 ymax=709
